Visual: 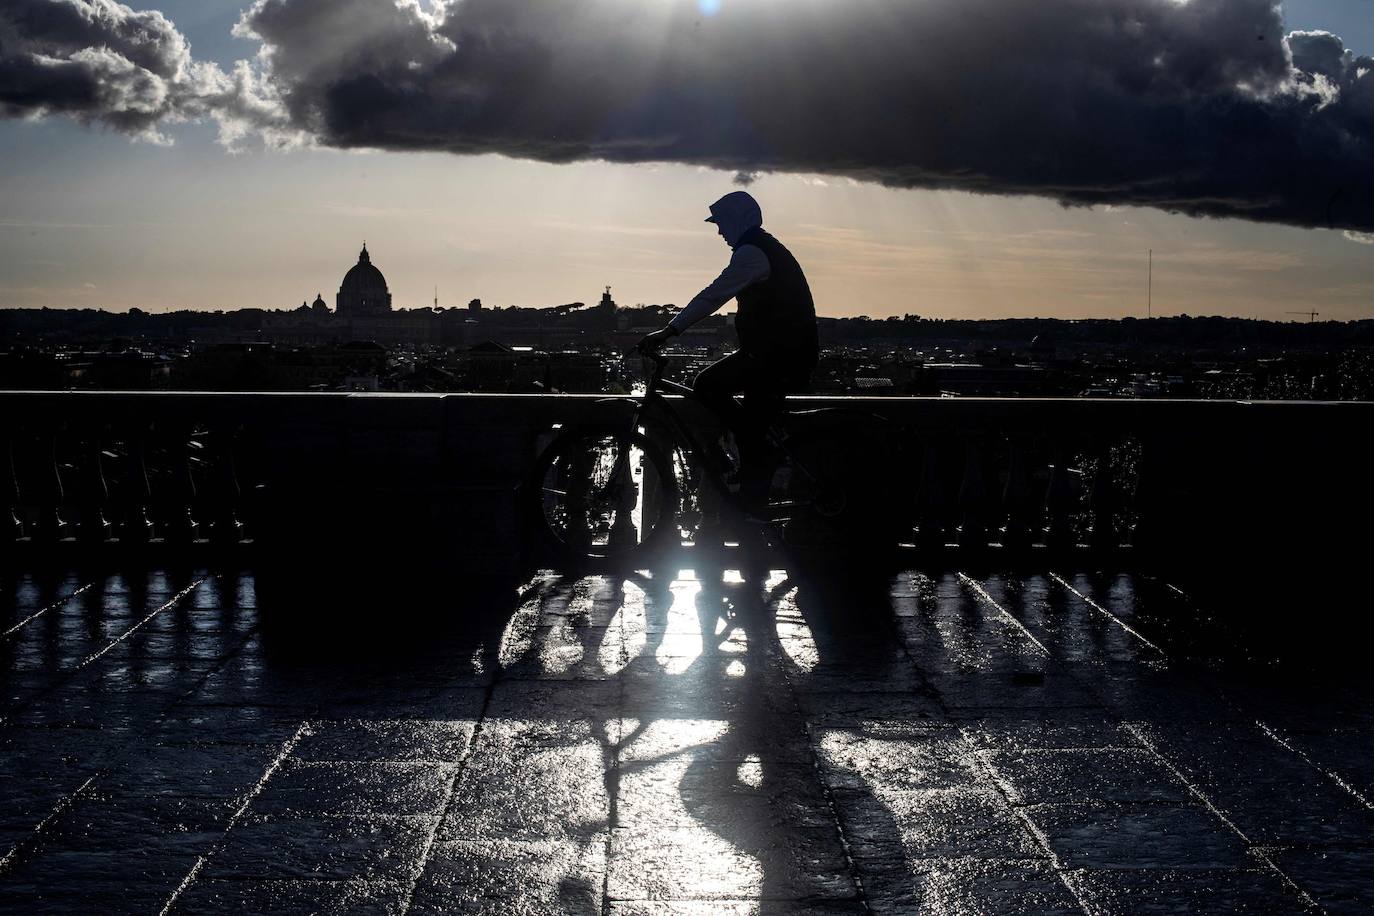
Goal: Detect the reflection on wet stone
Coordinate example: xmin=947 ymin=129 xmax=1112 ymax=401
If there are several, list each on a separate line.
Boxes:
xmin=0 ymin=565 xmax=1372 ymax=912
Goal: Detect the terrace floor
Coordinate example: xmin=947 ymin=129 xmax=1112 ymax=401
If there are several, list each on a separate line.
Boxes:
xmin=1 ymin=558 xmax=1372 ymax=914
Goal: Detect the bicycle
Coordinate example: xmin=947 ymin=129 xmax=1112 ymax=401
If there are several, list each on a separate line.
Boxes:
xmin=525 ymin=349 xmax=905 ymax=563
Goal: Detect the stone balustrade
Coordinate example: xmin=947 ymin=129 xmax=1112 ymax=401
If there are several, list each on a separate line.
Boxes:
xmin=2 ymin=391 xmax=1370 ymax=593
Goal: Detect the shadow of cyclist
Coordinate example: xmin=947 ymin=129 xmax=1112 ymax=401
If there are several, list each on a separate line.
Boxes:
xmin=664 ymin=558 xmax=909 ymax=904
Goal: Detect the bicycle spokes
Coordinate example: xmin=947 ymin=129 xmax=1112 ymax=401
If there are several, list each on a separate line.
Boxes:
xmin=538 ymin=432 xmax=673 ymax=557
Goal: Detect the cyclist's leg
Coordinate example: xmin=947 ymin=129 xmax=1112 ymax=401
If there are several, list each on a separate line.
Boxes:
xmin=738 ymin=352 xmax=816 ymax=513
xmin=692 ymin=351 xmax=753 ymax=471
xmin=696 ymin=350 xmax=806 ymax=516
xmin=737 ymin=382 xmax=786 ymax=514
xmin=693 ymin=351 xmax=751 ymax=418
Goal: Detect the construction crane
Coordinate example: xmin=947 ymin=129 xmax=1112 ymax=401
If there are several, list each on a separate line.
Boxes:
xmin=1286 ymin=310 xmax=1320 ymax=322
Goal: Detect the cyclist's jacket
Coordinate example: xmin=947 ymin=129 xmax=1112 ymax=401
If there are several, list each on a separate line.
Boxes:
xmin=731 ymin=227 xmax=819 ymax=365
xmin=668 ymin=193 xmax=818 ymax=366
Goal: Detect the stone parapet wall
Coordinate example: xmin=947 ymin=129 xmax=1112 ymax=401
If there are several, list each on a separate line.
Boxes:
xmin=1 ymin=392 xmax=1370 ymax=590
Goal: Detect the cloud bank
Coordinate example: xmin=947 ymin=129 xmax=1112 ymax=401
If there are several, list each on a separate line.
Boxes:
xmin=3 ymin=0 xmax=1373 ymax=230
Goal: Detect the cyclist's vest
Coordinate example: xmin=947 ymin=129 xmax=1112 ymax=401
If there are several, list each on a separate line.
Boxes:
xmin=733 ymin=227 xmax=819 ymax=367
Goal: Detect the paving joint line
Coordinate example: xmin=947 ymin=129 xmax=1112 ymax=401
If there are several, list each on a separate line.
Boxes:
xmin=959 ymin=572 xmax=1326 ymax=910
xmin=397 ymin=647 xmax=503 ymax=914
xmin=601 ymin=576 xmax=629 ymax=916
xmin=769 ymin=592 xmax=873 ymax=914
xmin=77 ymin=578 xmax=206 ymax=670
xmin=158 ymin=721 xmax=312 ymax=915
xmin=1122 ymin=721 xmax=1325 ymax=911
xmin=957 ymin=573 xmax=1053 ymax=657
xmin=904 ymin=573 xmax=1090 ymax=912
xmin=1049 ymin=572 xmax=1165 ymax=655
xmin=0 ymin=577 xmax=208 ymax=728
xmin=1097 ymin=572 xmax=1374 ymax=831
xmin=1254 ymin=719 xmax=1374 ymax=811
xmin=962 ymin=737 xmax=1095 ymax=913
xmin=0 ymin=575 xmax=261 ymax=877
xmin=1 ymin=582 xmax=95 ymax=640
xmin=0 ymin=774 xmax=99 ymax=877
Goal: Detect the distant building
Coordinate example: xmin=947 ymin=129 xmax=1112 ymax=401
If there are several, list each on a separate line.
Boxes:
xmin=336 ymin=245 xmax=392 ymax=317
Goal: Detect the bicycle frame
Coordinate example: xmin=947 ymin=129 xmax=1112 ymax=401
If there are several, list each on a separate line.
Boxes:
xmin=625 ymin=352 xmax=728 ymax=497
xmin=625 ymin=351 xmax=826 ymax=519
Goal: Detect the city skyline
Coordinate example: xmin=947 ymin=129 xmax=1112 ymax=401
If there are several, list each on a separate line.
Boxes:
xmin=2 ymin=0 xmax=1373 ymax=321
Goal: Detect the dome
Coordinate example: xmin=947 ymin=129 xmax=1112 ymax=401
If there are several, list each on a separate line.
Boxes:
xmin=311 ymin=292 xmax=329 ymax=313
xmin=340 ymin=246 xmax=387 ymax=295
xmin=336 ymin=244 xmax=392 ymax=316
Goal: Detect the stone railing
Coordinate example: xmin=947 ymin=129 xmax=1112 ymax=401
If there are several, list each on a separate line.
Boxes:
xmin=2 ymin=391 xmax=1370 ymax=588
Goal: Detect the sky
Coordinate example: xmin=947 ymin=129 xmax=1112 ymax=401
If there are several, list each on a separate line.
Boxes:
xmin=1 ymin=0 xmax=1372 ymax=321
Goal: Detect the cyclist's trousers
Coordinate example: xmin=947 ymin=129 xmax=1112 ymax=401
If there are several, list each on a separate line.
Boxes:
xmin=692 ymin=349 xmax=814 ymax=511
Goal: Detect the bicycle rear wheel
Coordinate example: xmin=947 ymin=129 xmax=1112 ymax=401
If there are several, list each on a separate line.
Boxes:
xmin=528 ymin=425 xmax=679 ymax=562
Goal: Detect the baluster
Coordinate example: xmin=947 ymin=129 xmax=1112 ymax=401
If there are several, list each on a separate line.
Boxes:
xmin=1089 ymin=439 xmax=1118 ymax=551
xmin=205 ymin=428 xmax=244 ymax=545
xmin=116 ymin=427 xmax=155 ymax=544
xmin=641 ymin=423 xmax=673 ymax=546
xmin=156 ymin=423 xmax=199 ymax=544
xmin=1044 ymin=445 xmax=1076 ymax=551
xmin=1131 ymin=433 xmax=1164 ymax=555
xmin=957 ymin=435 xmax=989 ymax=548
xmin=233 ymin=424 xmax=267 ymax=546
xmin=31 ymin=429 xmax=68 ymax=542
xmin=2 ymin=437 xmax=21 ymax=542
xmin=914 ymin=439 xmax=948 ymax=550
xmin=73 ymin=430 xmax=112 ymax=544
xmin=1001 ymin=437 xmax=1035 ymax=551
xmin=564 ymin=439 xmax=593 ymax=553
xmin=608 ymin=434 xmax=639 ymax=550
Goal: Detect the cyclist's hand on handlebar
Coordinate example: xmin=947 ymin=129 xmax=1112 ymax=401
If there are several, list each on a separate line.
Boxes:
xmin=637 ymin=325 xmax=678 ymax=354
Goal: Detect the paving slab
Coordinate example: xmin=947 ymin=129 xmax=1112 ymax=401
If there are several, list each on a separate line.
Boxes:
xmin=1026 ymin=802 xmax=1252 ymax=870
xmin=203 ymin=814 xmax=433 ymax=882
xmin=1069 ymin=866 xmax=1313 ymax=915
xmin=410 ymin=836 xmax=605 ymax=915
xmin=175 ymin=878 xmax=408 ymax=915
xmin=439 ymin=738 xmax=608 ymax=842
xmin=862 ymin=856 xmax=1083 ymax=915
xmin=2 ymin=565 xmax=1373 ymax=913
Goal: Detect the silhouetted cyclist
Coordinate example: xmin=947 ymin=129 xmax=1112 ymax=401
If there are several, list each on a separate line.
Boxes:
xmin=639 ymin=190 xmax=819 ymax=516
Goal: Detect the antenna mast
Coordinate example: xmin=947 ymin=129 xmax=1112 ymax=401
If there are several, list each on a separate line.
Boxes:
xmin=1148 ymin=249 xmax=1152 ymax=319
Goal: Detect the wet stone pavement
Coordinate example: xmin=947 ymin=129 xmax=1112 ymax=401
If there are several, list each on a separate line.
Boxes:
xmin=1 ymin=562 xmax=1373 ymax=914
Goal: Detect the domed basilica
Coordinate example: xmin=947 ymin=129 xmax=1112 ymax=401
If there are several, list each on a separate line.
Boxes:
xmin=336 ymin=244 xmax=392 ymax=317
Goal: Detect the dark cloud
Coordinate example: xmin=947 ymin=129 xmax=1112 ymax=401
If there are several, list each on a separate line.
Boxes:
xmin=226 ymin=0 xmax=1374 ymax=231
xmin=5 ymin=0 xmax=1374 ymax=231
xmin=0 ymin=0 xmax=293 ymax=142
xmin=0 ymin=0 xmax=203 ymax=137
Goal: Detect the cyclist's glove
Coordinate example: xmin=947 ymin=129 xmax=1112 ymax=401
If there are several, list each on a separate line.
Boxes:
xmin=637 ymin=325 xmax=679 ymax=353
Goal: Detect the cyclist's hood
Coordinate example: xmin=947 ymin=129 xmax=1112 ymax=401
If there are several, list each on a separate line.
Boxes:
xmin=705 ymin=191 xmax=763 ymax=248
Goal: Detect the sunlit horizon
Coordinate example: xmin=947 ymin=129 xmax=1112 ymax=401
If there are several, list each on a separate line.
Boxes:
xmin=2 ymin=0 xmax=1372 ymax=321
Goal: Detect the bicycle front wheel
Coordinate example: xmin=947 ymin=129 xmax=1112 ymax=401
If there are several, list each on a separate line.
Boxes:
xmin=528 ymin=425 xmax=679 ymax=562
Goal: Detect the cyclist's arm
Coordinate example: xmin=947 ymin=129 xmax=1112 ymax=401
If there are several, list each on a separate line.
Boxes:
xmin=667 ymin=244 xmax=770 ymax=334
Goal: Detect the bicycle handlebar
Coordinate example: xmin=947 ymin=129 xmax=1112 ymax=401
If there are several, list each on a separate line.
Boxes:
xmin=626 ymin=346 xmax=669 ymax=394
